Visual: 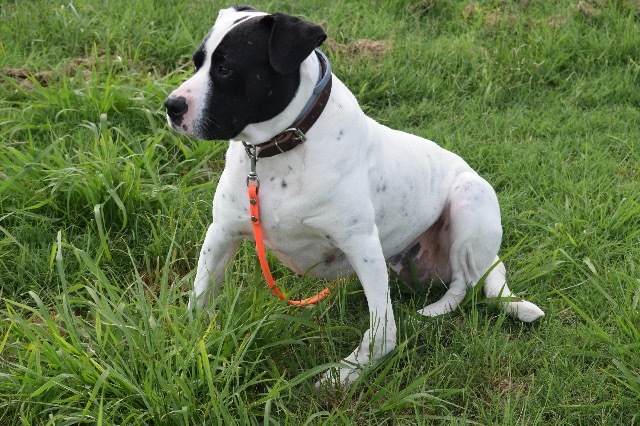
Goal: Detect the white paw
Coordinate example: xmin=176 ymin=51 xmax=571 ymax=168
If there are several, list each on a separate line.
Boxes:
xmin=419 ymin=307 xmax=445 ymax=317
xmin=506 ymin=301 xmax=545 ymax=322
xmin=315 ymin=365 xmax=361 ymax=388
xmin=418 ymin=300 xmax=457 ymax=317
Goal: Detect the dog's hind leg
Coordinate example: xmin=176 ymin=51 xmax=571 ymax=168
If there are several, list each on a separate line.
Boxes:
xmin=418 ymin=172 xmax=501 ymax=317
xmin=483 ymin=258 xmax=544 ymax=322
xmin=417 ymin=172 xmax=544 ymax=321
xmin=417 ymin=244 xmax=474 ymax=317
xmin=418 ymin=252 xmax=545 ymax=321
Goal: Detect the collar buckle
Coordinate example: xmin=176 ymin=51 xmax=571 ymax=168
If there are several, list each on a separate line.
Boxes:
xmin=281 ymin=128 xmax=307 ymax=144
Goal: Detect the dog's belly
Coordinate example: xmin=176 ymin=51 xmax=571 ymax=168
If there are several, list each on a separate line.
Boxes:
xmin=268 ymin=238 xmax=355 ymax=278
xmin=264 ymin=205 xmax=453 ymax=284
xmin=268 ymin=226 xmax=452 ymax=284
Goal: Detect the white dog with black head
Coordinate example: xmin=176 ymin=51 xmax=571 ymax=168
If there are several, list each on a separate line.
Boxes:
xmin=164 ymin=6 xmax=544 ymax=386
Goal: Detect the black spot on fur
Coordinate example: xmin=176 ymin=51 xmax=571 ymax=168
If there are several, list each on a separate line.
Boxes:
xmin=390 ymin=243 xmax=421 ymax=269
xmin=388 ymin=253 xmax=403 ymax=265
xmin=407 ymin=243 xmax=421 ymax=257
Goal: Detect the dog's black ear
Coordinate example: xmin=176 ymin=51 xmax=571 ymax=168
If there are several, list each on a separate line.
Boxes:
xmin=261 ymin=13 xmax=326 ymax=75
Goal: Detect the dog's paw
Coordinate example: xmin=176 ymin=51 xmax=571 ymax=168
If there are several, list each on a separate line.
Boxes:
xmin=505 ymin=301 xmax=545 ymax=322
xmin=315 ymin=366 xmax=361 ymax=388
xmin=419 ymin=307 xmax=447 ymax=317
xmin=418 ymin=299 xmax=459 ymax=317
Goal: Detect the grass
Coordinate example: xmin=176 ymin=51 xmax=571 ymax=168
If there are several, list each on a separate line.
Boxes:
xmin=1 ymin=0 xmax=639 ymax=424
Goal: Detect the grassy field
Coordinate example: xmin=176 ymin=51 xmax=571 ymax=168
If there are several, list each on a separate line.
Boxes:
xmin=1 ymin=0 xmax=639 ymax=424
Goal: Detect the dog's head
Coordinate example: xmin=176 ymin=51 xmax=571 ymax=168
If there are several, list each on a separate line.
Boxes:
xmin=164 ymin=6 xmax=326 ymax=141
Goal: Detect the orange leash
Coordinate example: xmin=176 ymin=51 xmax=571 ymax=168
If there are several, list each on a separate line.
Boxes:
xmin=247 ymin=164 xmax=331 ymax=306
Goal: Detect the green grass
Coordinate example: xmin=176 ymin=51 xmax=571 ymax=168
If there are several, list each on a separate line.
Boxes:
xmin=1 ymin=0 xmax=639 ymax=424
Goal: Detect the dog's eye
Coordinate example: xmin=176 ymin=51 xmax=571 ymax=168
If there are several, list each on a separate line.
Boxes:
xmin=218 ymin=66 xmax=232 ymax=76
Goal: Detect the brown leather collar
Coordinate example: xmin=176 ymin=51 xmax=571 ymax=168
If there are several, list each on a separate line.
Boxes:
xmin=250 ymin=50 xmax=332 ymax=159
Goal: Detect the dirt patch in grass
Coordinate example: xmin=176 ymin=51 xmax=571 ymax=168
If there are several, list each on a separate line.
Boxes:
xmin=408 ymin=0 xmax=437 ymax=15
xmin=462 ymin=2 xmax=519 ymax=31
xmin=0 ymin=67 xmax=53 ymax=87
xmin=548 ymin=14 xmax=569 ymax=28
xmin=462 ymin=1 xmax=614 ymax=31
xmin=1 ymin=57 xmax=101 ymax=88
xmin=326 ymin=38 xmax=395 ymax=60
xmin=576 ymin=0 xmax=603 ymax=18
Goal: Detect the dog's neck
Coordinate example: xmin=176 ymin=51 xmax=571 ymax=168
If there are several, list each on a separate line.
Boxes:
xmin=233 ymin=50 xmax=324 ymax=145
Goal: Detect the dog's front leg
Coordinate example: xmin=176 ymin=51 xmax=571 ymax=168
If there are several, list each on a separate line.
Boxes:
xmin=189 ymin=223 xmax=241 ymax=311
xmin=319 ymin=228 xmax=397 ymax=386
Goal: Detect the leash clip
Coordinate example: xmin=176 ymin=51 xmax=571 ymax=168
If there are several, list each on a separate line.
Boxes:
xmin=243 ymin=142 xmax=260 ymax=190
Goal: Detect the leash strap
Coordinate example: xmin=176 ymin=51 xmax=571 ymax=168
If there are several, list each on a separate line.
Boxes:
xmin=248 ymin=180 xmax=331 ymax=306
xmin=242 ymin=49 xmax=334 ymax=306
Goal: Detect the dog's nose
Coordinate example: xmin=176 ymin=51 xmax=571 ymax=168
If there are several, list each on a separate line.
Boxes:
xmin=164 ymin=96 xmax=188 ymax=123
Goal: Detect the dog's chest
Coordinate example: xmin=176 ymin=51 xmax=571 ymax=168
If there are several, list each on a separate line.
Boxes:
xmin=216 ymin=147 xmax=354 ymax=277
xmin=257 ymin=174 xmax=355 ymax=276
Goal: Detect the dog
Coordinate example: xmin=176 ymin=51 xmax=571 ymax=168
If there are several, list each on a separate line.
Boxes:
xmin=164 ymin=6 xmax=544 ymax=385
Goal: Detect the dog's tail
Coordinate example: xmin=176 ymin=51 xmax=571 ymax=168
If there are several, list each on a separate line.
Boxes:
xmin=483 ymin=258 xmax=545 ymax=322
